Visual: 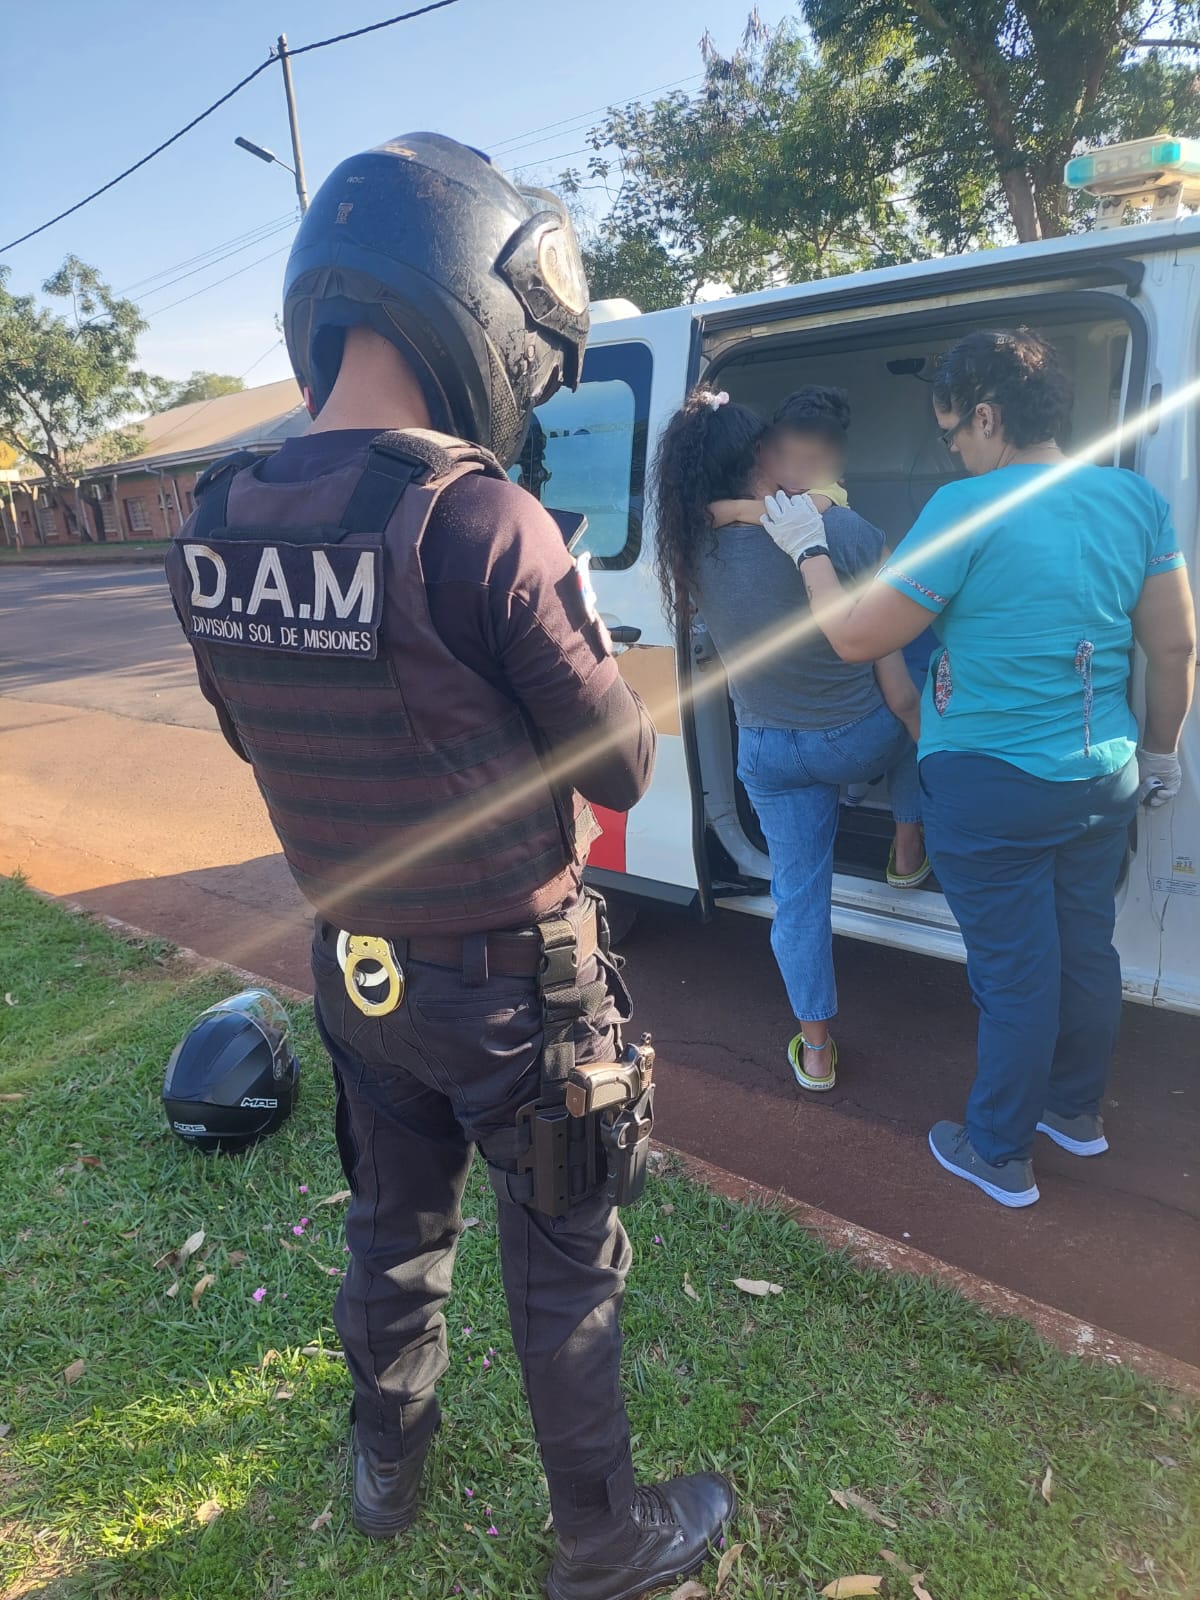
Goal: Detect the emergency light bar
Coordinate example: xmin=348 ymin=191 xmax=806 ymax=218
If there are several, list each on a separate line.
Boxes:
xmin=1065 ymin=136 xmax=1200 ymax=229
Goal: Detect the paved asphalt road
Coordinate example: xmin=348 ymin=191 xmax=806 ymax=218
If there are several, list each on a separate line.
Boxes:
xmin=2 ymin=564 xmax=1198 ymax=1365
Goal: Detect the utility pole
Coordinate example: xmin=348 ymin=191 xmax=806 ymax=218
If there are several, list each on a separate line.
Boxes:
xmin=276 ymin=34 xmax=309 ymax=214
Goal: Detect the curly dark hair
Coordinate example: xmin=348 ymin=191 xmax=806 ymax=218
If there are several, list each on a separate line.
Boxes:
xmin=651 ymin=387 xmax=767 ymax=631
xmin=932 ymin=328 xmax=1072 ymax=449
xmin=772 ymin=384 xmax=852 ymax=443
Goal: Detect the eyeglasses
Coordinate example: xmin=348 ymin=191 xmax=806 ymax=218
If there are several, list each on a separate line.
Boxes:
xmin=938 ymin=399 xmax=995 ymax=450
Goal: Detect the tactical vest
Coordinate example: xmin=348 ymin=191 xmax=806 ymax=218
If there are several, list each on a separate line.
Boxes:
xmin=166 ymin=430 xmax=597 ymax=937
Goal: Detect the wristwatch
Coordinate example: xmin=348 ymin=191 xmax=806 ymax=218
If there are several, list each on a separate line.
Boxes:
xmin=795 ymin=545 xmax=830 ymax=564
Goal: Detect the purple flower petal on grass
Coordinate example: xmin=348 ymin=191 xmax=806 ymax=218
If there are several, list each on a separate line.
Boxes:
xmin=487 ymin=1524 xmax=499 ymax=1536
xmin=466 ymin=1487 xmax=474 ymax=1498
xmin=292 ymin=1225 xmax=304 ymax=1236
xmin=299 ymin=1185 xmax=308 ymax=1194
xmin=252 ymin=1286 xmax=267 ymax=1302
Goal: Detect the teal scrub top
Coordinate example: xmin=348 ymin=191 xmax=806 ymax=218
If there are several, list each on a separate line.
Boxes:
xmin=878 ymin=463 xmax=1186 ymax=782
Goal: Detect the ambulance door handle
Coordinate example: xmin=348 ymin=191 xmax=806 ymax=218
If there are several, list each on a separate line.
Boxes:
xmin=609 ymin=625 xmax=641 ymax=645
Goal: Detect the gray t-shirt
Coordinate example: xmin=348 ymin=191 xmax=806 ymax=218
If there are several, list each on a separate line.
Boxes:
xmin=691 ymin=506 xmax=886 ymax=732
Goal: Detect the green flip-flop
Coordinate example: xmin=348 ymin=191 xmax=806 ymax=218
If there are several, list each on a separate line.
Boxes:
xmin=787 ymin=1031 xmax=837 ymax=1091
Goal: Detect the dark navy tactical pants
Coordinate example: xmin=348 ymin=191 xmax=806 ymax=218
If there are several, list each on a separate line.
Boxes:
xmin=921 ymin=751 xmax=1139 ymax=1165
xmin=310 ymin=908 xmax=637 ymax=1541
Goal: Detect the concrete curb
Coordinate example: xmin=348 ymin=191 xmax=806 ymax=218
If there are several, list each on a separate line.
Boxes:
xmin=55 ymin=895 xmax=1200 ymax=1398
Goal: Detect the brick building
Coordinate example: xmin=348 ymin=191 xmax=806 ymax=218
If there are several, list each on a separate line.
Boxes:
xmin=2 ymin=380 xmax=308 ymax=547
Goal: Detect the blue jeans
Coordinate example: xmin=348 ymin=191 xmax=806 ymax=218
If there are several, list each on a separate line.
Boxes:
xmin=921 ymin=752 xmax=1139 ymax=1164
xmin=738 ymin=704 xmax=921 ymax=1023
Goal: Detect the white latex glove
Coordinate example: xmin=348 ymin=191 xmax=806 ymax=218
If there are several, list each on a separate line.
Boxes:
xmin=759 ymin=491 xmax=828 ymax=565
xmin=1137 ymin=747 xmax=1182 ymax=807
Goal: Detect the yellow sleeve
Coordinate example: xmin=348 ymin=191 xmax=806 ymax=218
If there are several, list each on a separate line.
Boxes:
xmin=813 ymin=482 xmax=849 ymax=508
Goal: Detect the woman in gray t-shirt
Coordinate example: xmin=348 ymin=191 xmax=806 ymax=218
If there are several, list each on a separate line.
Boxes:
xmin=652 ymin=387 xmax=921 ymax=1092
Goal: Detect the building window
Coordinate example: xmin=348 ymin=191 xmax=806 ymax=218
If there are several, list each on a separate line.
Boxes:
xmin=125 ymin=496 xmax=151 ymax=533
xmin=35 ymin=501 xmax=58 ymax=540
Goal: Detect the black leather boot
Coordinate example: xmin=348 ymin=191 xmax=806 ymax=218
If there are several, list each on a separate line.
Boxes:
xmin=546 ymin=1472 xmax=736 ymax=1600
xmin=350 ymin=1425 xmax=428 ymax=1539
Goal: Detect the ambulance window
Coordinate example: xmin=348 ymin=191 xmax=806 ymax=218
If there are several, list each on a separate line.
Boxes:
xmin=512 ymin=342 xmax=652 ymax=570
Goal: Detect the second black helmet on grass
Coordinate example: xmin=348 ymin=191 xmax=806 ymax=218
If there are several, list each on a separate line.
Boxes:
xmin=282 ymin=132 xmax=590 ymax=466
xmin=162 ymin=989 xmax=298 ymax=1153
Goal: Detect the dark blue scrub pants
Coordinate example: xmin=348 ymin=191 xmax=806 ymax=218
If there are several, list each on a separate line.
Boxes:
xmin=920 ymin=752 xmax=1139 ymax=1165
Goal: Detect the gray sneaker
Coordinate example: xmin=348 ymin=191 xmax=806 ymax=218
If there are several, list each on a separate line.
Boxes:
xmin=928 ymin=1121 xmax=1039 ymax=1208
xmin=1036 ymin=1110 xmax=1108 ymax=1156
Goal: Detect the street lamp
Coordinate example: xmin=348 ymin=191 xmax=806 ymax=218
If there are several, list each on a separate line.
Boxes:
xmin=235 ymin=135 xmax=295 ymax=176
xmin=232 ymin=36 xmax=310 ymax=213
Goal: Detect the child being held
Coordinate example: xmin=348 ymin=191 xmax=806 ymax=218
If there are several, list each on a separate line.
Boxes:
xmin=709 ymin=386 xmax=929 ymax=886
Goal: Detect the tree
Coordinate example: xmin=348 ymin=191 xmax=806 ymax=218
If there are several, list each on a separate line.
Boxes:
xmin=565 ymin=17 xmax=986 ymax=307
xmin=154 ymin=370 xmax=245 ymax=411
xmin=567 ymin=4 xmax=1200 ymax=310
xmin=802 ymin=0 xmax=1200 ymax=240
xmin=0 ymin=257 xmax=157 ymax=540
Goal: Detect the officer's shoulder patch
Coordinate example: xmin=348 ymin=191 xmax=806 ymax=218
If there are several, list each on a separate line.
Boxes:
xmin=178 ymin=532 xmax=384 ymax=660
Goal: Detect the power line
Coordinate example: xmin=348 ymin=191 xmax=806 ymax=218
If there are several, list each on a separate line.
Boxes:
xmin=134 ymin=217 xmax=297 ymax=304
xmin=146 ymin=338 xmax=289 ymax=450
xmin=489 ymin=74 xmax=702 ymax=158
xmin=0 ymin=0 xmax=464 ymax=255
xmin=284 ymin=0 xmax=460 ymax=59
xmin=118 ymin=212 xmax=296 ymax=297
xmin=148 ymin=241 xmax=292 ymax=318
xmin=1 ymin=57 xmax=277 ymax=255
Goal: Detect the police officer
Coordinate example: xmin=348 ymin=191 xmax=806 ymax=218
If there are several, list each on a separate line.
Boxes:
xmin=166 ymin=134 xmax=734 ymax=1599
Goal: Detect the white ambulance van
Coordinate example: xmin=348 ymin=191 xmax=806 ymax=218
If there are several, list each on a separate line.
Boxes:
xmin=524 ymin=191 xmax=1200 ymax=1013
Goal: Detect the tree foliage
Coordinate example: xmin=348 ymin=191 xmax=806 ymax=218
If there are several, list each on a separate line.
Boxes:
xmin=568 ymin=3 xmax=1200 ymax=308
xmin=0 ymin=257 xmax=156 ymax=493
xmin=154 ymin=370 xmax=245 ymax=411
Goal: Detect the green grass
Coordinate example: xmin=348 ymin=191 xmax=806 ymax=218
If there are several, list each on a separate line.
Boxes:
xmin=0 ymin=541 xmax=166 ymax=564
xmin=1 ymin=874 xmax=1197 ymax=1600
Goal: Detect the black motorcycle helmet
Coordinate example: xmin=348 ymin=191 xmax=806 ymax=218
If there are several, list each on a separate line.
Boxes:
xmin=282 ymin=132 xmax=590 ymax=467
xmin=163 ymin=989 xmax=299 ymax=1153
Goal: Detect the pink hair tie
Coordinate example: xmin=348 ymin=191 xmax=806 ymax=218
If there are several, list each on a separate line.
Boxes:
xmin=707 ymin=390 xmax=730 ymax=411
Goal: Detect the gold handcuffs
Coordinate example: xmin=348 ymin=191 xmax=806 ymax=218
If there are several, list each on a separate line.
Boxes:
xmin=336 ymin=931 xmax=405 ymax=1018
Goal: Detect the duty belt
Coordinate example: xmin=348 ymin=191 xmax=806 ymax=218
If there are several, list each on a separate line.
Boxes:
xmin=335 ymin=903 xmax=600 ymax=1016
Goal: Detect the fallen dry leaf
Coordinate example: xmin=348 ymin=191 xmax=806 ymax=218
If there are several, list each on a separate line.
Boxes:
xmin=660 ymin=1202 xmax=675 ymax=1216
xmin=910 ymin=1575 xmax=935 ymax=1600
xmin=715 ymin=1540 xmax=745 ymax=1593
xmin=667 ymin=1583 xmax=708 ymax=1600
xmin=0 ymin=1093 xmax=25 ymax=1102
xmin=191 ymin=1273 xmax=215 ymax=1309
xmin=279 ymin=1238 xmax=298 ymax=1252
xmin=196 ymin=1498 xmax=222 ymax=1526
xmin=732 ymin=1277 xmax=783 ymax=1297
xmin=317 ymin=1190 xmax=352 ymax=1207
xmin=120 ymin=1229 xmax=139 ymax=1239
xmin=227 ymin=1250 xmax=248 ymax=1266
xmin=821 ymin=1579 xmax=882 ymax=1598
xmin=543 ymin=1511 xmax=555 ymax=1533
xmin=830 ymin=1489 xmax=898 ymax=1530
xmin=0 ymin=1421 xmax=13 ymax=1438
xmin=1154 ymin=1454 xmax=1179 ymax=1468
xmin=273 ymin=1384 xmax=294 ymax=1402
xmin=879 ymin=1551 xmax=913 ymax=1577
xmin=1040 ymin=1466 xmax=1053 ymax=1505
xmin=259 ymin=1349 xmax=281 ymax=1369
xmin=178 ymin=1229 xmax=205 ymax=1267
xmin=462 ymin=1217 xmax=481 ymax=1230
xmin=683 ymin=1272 xmax=700 ymax=1302
xmin=4 ymin=993 xmax=16 ymax=1006
xmin=165 ymin=1281 xmax=180 ymax=1299
xmin=79 ymin=1155 xmax=102 ymax=1169
xmin=301 ymin=1344 xmax=344 ymax=1359
xmin=309 ymin=1501 xmax=333 ymax=1532
xmin=63 ymin=1359 xmax=85 ymax=1385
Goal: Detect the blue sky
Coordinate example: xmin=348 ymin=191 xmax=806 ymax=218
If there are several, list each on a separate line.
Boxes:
xmin=1 ymin=0 xmax=790 ymax=390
